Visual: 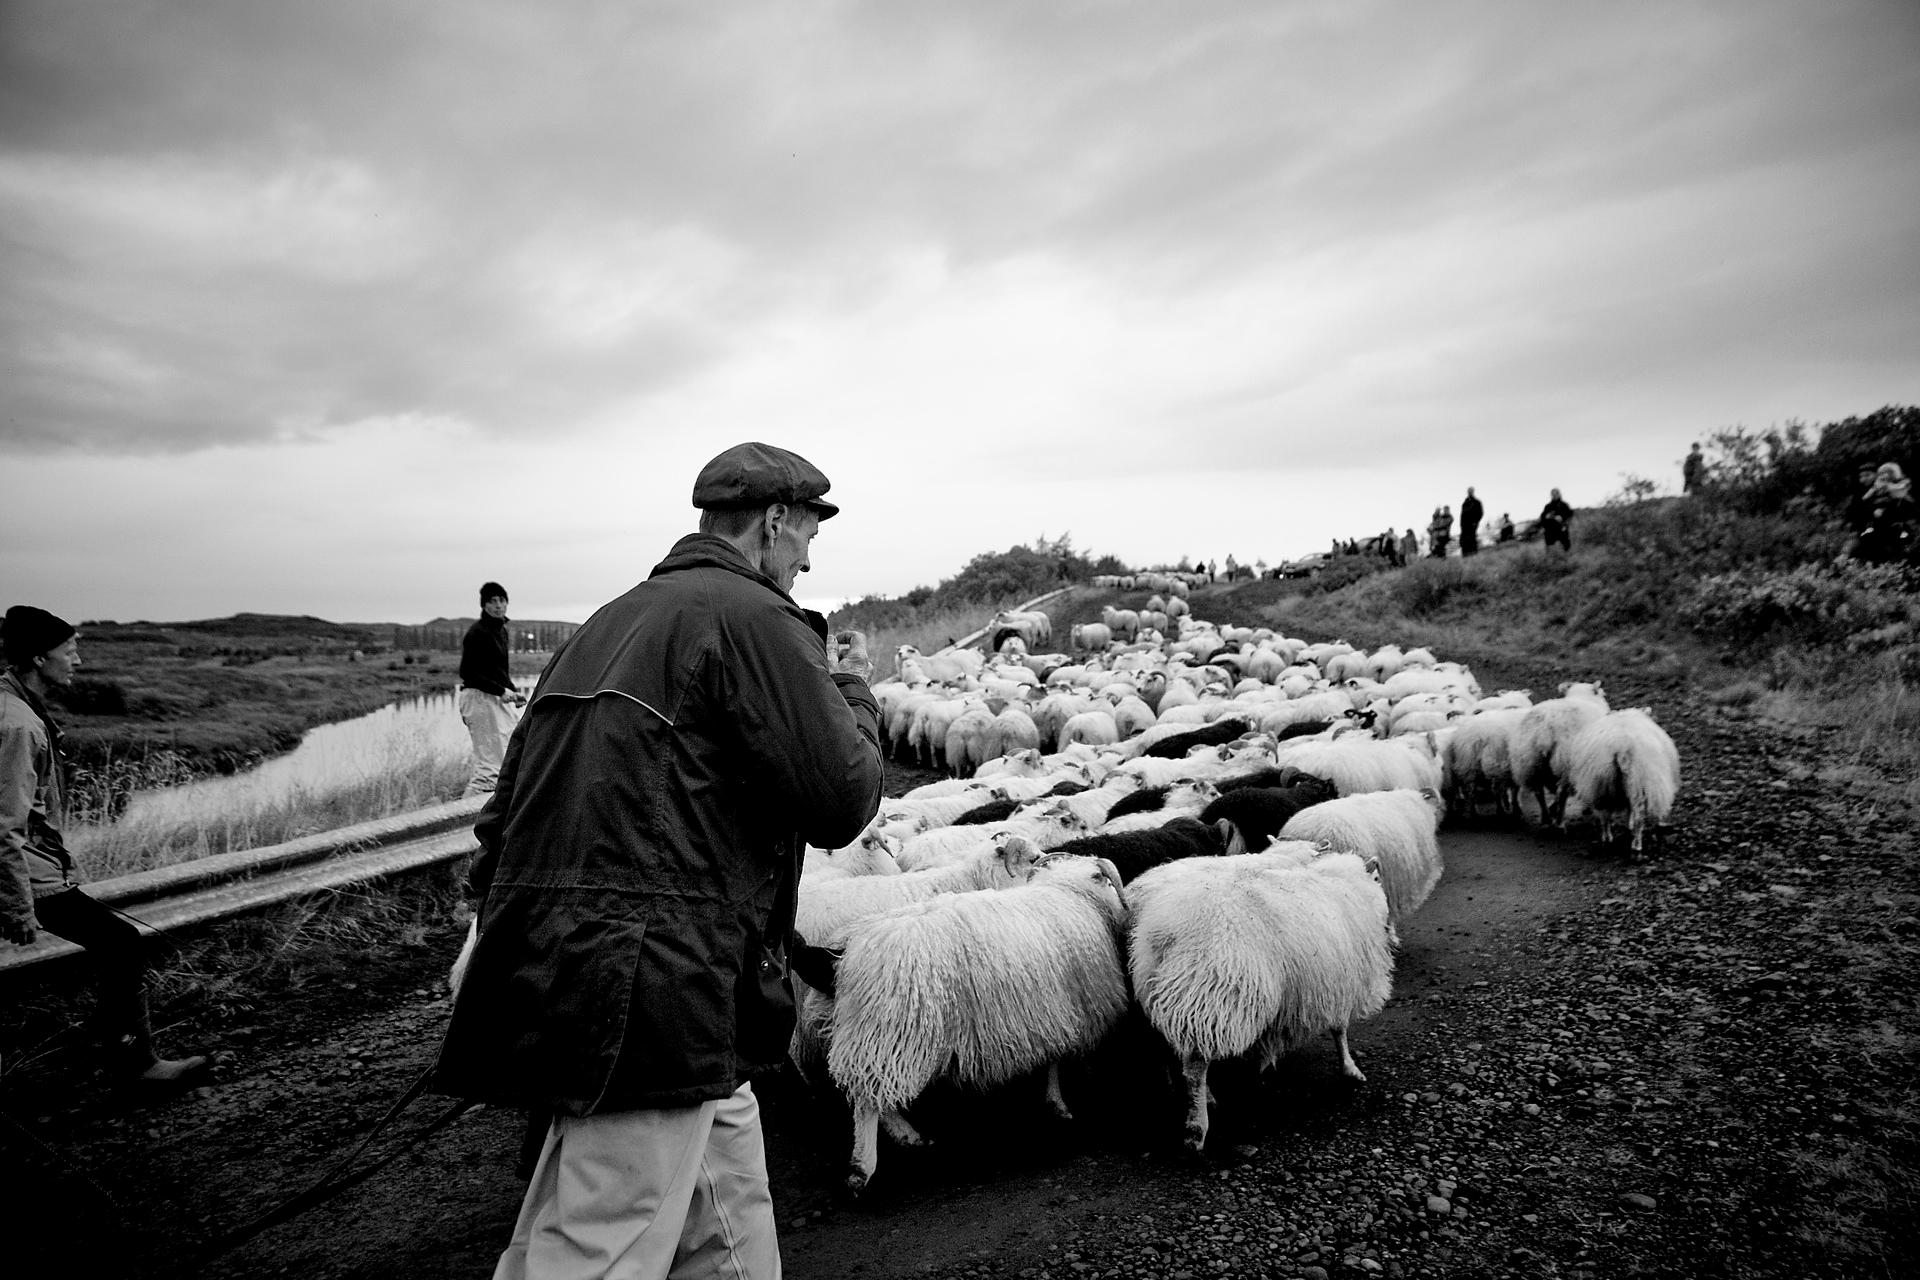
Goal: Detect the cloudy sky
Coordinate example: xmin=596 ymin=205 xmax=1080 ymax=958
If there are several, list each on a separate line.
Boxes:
xmin=3 ymin=0 xmax=1917 ymax=625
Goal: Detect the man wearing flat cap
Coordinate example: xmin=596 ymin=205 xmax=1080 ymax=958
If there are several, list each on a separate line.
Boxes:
xmin=434 ymin=442 xmax=883 ymax=1279
xmin=1 ymin=606 xmax=210 ymax=1087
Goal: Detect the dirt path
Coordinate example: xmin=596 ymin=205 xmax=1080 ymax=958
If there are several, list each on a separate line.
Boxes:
xmin=9 ymin=821 xmax=1609 ymax=1280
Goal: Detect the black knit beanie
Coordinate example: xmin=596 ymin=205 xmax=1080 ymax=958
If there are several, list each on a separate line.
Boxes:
xmin=479 ymin=582 xmax=508 ymax=606
xmin=3 ymin=605 xmax=76 ymax=668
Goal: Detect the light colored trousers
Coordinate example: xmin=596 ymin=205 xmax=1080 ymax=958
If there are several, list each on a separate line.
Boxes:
xmin=459 ymin=687 xmax=518 ymax=796
xmin=493 ymin=1084 xmax=781 ymax=1280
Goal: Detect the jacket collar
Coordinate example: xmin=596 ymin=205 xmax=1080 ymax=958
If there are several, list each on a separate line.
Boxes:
xmin=650 ymin=533 xmax=791 ymax=602
xmin=0 ymin=668 xmax=62 ymax=752
xmin=649 ymin=533 xmax=831 ymax=643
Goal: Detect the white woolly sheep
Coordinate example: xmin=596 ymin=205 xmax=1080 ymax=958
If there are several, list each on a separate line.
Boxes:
xmin=1071 ymin=622 xmax=1114 ymax=651
xmin=1567 ymin=707 xmax=1681 ymax=852
xmin=1126 ymin=847 xmax=1394 ymax=1151
xmin=797 ymin=833 xmax=1045 ymax=948
xmin=802 ymin=829 xmax=905 ymax=883
xmin=1277 ymin=789 xmax=1443 ymax=923
xmin=1272 ymin=735 xmax=1441 ymax=796
xmin=1440 ymin=708 xmax=1529 ymax=816
xmin=894 ymin=800 xmax=1092 ymax=871
xmin=827 ymin=854 xmax=1131 ymax=1192
xmin=944 ymin=702 xmax=998 ymax=777
xmin=1058 ymin=708 xmax=1121 ymax=752
xmin=975 ymin=747 xmax=1046 ymax=780
xmin=1509 ymin=681 xmax=1610 ymax=826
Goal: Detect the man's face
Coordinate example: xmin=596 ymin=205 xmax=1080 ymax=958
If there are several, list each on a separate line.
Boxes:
xmin=764 ymin=504 xmax=822 ymax=594
xmin=39 ymin=637 xmax=79 ymax=689
xmin=483 ymin=597 xmax=509 ymax=619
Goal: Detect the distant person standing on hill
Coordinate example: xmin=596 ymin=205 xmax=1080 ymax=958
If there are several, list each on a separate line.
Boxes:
xmin=1852 ymin=463 xmax=1916 ymax=565
xmin=1399 ymin=527 xmax=1419 ymax=564
xmin=1497 ymin=512 xmax=1516 ymax=543
xmin=1428 ymin=506 xmax=1451 ymax=558
xmin=459 ymin=582 xmax=524 ymax=798
xmin=1 ymin=606 xmax=211 ymax=1089
xmin=1459 ymin=488 xmax=1484 ymax=557
xmin=1682 ymin=442 xmax=1705 ymax=494
xmin=1540 ymin=489 xmax=1574 ymax=552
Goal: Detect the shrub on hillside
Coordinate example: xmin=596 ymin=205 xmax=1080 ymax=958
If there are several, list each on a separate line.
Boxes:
xmin=1680 ymin=561 xmax=1919 ymax=653
xmin=1697 ymin=405 xmax=1918 ymax=515
xmin=1578 ymin=491 xmax=1845 ymax=576
xmin=1304 ymin=555 xmax=1391 ymax=595
xmin=1390 ymin=558 xmax=1487 ymax=618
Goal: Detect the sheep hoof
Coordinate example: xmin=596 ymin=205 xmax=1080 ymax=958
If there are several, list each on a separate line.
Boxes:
xmin=844 ymin=1169 xmax=871 ymax=1196
xmin=1182 ymin=1123 xmax=1208 ymax=1154
xmin=1343 ymin=1063 xmax=1369 ymax=1083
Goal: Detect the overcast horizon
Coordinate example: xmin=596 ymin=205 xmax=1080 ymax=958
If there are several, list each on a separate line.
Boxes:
xmin=4 ymin=1 xmax=1917 ymax=627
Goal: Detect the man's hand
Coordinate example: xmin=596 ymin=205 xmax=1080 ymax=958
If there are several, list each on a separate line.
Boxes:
xmin=828 ymin=630 xmax=874 ymax=683
xmin=0 ymin=917 xmax=36 ymax=946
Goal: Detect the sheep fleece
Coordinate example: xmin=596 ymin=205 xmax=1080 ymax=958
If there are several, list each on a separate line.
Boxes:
xmin=826 ymin=868 xmax=1129 ymax=1112
xmin=1127 ymin=850 xmax=1393 ymax=1066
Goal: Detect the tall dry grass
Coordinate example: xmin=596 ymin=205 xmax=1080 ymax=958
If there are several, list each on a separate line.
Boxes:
xmin=66 ymin=747 xmax=471 ymax=880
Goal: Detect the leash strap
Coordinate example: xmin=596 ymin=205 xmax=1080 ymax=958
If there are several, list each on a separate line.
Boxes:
xmin=199 ymin=1065 xmax=474 ymax=1263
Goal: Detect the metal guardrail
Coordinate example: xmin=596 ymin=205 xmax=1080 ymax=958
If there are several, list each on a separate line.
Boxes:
xmin=0 ymin=796 xmax=487 ymax=980
xmin=938 ymin=586 xmax=1076 ymax=656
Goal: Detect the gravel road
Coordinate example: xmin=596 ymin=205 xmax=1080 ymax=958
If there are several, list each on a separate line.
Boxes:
xmin=5 ymin=651 xmax=1915 ymax=1279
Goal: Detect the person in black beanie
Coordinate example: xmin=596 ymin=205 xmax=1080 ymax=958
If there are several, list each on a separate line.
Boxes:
xmin=1 ymin=605 xmax=211 ymax=1087
xmin=458 ymin=582 xmax=525 ymax=796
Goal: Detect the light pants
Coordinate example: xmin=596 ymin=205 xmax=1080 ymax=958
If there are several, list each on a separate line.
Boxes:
xmin=494 ymin=1084 xmax=781 ymax=1280
xmin=459 ymin=687 xmax=517 ymax=796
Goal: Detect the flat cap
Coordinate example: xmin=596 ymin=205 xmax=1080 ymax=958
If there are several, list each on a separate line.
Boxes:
xmin=691 ymin=442 xmax=839 ymax=519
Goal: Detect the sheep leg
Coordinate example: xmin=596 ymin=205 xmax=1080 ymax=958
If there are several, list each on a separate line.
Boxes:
xmin=1330 ymin=1024 xmax=1367 ymax=1082
xmin=1549 ymin=783 xmax=1574 ymax=828
xmin=847 ymin=1101 xmax=881 ymax=1194
xmin=880 ymin=1109 xmax=927 ymax=1148
xmin=1181 ymin=1054 xmax=1212 ymax=1153
xmin=1043 ymin=1062 xmax=1074 ymax=1123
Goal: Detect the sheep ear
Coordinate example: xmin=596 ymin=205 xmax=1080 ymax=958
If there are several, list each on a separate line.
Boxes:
xmin=1217 ymin=818 xmax=1245 ymax=855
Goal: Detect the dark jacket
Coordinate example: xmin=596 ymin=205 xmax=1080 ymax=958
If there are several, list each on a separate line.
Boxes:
xmin=1541 ymin=497 xmax=1573 ymax=528
xmin=1459 ymin=496 xmax=1484 ymax=538
xmin=459 ymin=613 xmax=512 ymax=696
xmin=430 ymin=534 xmax=884 ymax=1115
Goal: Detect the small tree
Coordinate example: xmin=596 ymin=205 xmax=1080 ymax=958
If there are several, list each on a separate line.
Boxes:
xmin=1607 ymin=472 xmax=1661 ymax=506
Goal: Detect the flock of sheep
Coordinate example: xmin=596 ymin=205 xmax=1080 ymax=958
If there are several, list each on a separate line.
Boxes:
xmin=797 ymin=576 xmax=1682 ymax=1190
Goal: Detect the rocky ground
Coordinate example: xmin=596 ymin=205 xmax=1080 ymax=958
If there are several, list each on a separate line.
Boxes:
xmin=2 ymin=645 xmax=1915 ymax=1280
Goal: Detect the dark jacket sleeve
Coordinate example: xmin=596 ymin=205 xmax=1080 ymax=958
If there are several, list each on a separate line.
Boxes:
xmin=721 ymin=604 xmax=884 ymax=850
xmin=459 ymin=622 xmax=511 ymax=696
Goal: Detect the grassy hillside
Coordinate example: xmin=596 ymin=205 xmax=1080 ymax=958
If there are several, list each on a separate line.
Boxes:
xmin=1031 ymin=490 xmax=1917 ymax=807
xmin=45 ymin=615 xmax=550 ymax=824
